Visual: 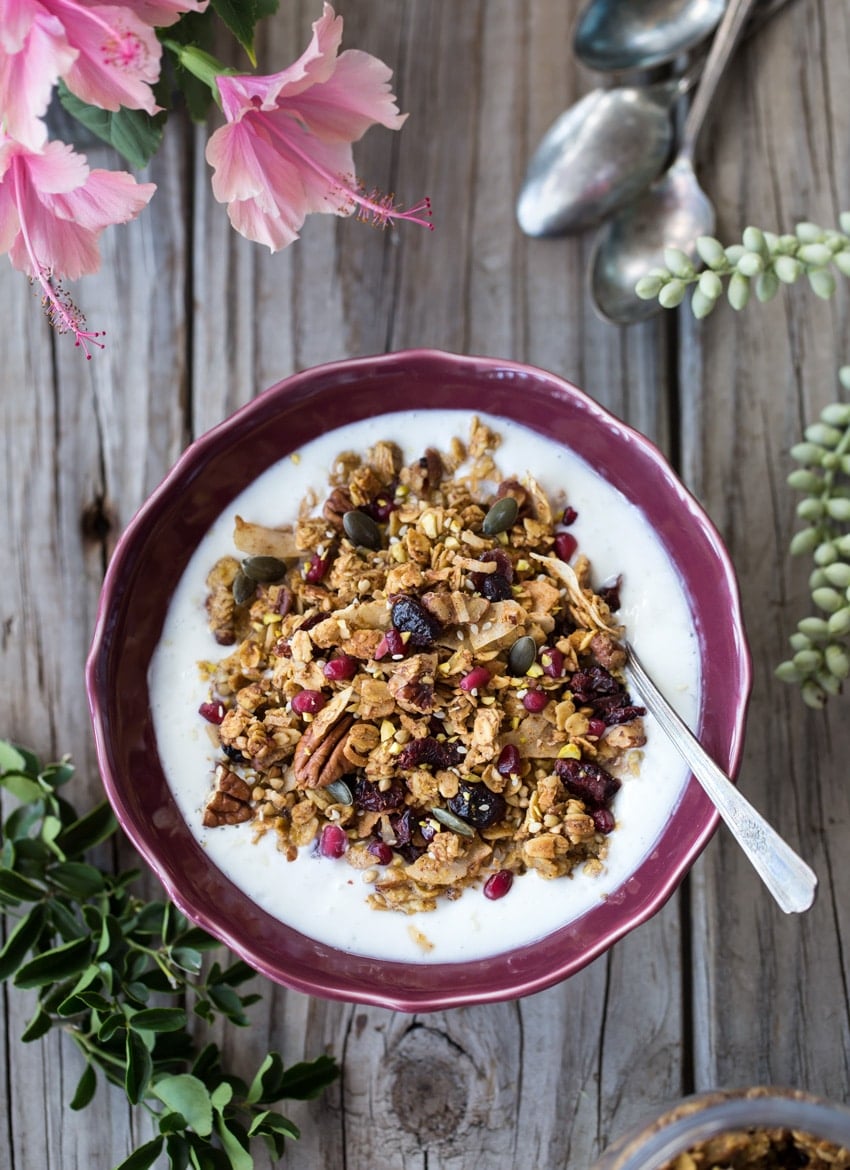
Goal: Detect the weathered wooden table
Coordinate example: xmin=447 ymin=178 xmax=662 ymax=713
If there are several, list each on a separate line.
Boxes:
xmin=2 ymin=1 xmax=849 ymax=1166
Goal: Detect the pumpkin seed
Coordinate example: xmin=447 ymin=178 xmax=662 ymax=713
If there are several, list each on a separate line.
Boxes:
xmin=242 ymin=555 xmax=288 ymax=582
xmin=482 ymin=496 xmax=518 ymax=535
xmin=232 ymin=570 xmax=255 ymax=605
xmin=430 ymin=807 xmax=475 ymax=838
xmin=507 ymin=634 xmax=536 ymax=676
xmin=343 ymin=509 xmax=382 ymax=550
xmin=325 ymin=779 xmax=354 ymax=805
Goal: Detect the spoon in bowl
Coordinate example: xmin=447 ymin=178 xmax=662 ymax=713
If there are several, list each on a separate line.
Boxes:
xmin=573 ymin=0 xmax=724 ymax=72
xmin=590 ymin=0 xmax=760 ymax=324
xmin=625 ymin=643 xmax=817 ymax=914
xmin=517 ymin=0 xmax=794 ymax=238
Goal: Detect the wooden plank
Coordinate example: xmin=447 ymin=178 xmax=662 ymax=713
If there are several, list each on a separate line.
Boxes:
xmin=679 ymin=0 xmax=850 ymax=1097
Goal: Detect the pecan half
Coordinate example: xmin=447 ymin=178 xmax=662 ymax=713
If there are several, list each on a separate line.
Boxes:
xmin=322 ymin=487 xmax=353 ymax=531
xmin=203 ymin=764 xmax=254 ymax=827
xmin=293 ymin=714 xmax=354 ymax=789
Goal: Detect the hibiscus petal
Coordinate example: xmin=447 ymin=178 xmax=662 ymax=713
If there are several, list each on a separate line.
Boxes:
xmin=24 ymin=140 xmax=90 ymax=195
xmin=47 ymin=168 xmax=155 ymax=231
xmin=56 ymin=0 xmax=161 ymax=113
xmin=284 ymin=48 xmax=407 ymax=144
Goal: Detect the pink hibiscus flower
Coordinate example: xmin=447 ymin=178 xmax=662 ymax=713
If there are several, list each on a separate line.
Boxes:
xmin=0 ymin=0 xmax=162 ymax=131
xmin=119 ymin=0 xmax=209 ymax=28
xmin=0 ymin=136 xmax=156 ymax=355
xmin=205 ymin=2 xmax=432 ymax=250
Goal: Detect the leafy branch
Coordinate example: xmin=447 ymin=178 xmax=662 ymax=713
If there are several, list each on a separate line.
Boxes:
xmin=0 ymin=740 xmax=338 ymax=1170
xmin=635 ymin=213 xmax=850 ymax=317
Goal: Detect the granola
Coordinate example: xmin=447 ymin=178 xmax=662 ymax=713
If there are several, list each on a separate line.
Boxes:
xmin=196 ymin=418 xmax=646 ymax=914
xmin=665 ymin=1128 xmax=850 ymax=1170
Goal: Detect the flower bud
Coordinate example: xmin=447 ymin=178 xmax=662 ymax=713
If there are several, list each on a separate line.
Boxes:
xmin=812 ymin=586 xmax=846 ymax=613
xmin=663 ymin=247 xmax=695 ymax=278
xmin=659 ymin=279 xmax=686 ymax=309
xmin=635 ymin=274 xmax=666 ymax=300
xmin=797 ymin=242 xmax=833 ymax=266
xmin=798 ymin=616 xmax=831 ymax=640
xmin=690 ymin=289 xmax=716 ymax=319
xmin=795 ymin=221 xmax=825 ymax=243
xmin=804 ymin=422 xmax=842 ymax=447
xmin=824 ymin=562 xmax=850 ymax=588
xmin=793 ymin=648 xmax=822 ymax=671
xmin=737 ymin=251 xmax=764 ymax=277
xmin=728 ymin=271 xmax=750 ymax=310
xmin=801 ymin=679 xmax=827 ymax=709
xmin=820 ymin=402 xmax=850 ymax=427
xmin=826 ymin=497 xmax=850 ymax=521
xmin=775 ymin=660 xmax=801 ymax=684
xmin=696 ymin=235 xmax=727 ymax=269
xmin=808 ymin=269 xmax=836 ymax=299
xmin=787 ymin=469 xmax=823 ymax=493
xmin=826 ymin=644 xmax=850 ymax=679
xmin=742 ymin=225 xmax=767 ymax=255
xmin=789 ymin=441 xmax=826 ymax=465
xmin=755 ymin=270 xmax=779 ymax=302
xmin=827 ymin=607 xmax=850 ymax=637
xmin=774 ymin=255 xmax=802 ymax=284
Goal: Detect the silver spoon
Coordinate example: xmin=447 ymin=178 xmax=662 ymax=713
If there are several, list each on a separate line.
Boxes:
xmin=574 ymin=0 xmax=724 ymax=73
xmin=625 ymin=643 xmax=817 ymax=914
xmin=590 ymin=0 xmax=759 ymax=324
xmin=518 ymin=0 xmax=794 ymax=238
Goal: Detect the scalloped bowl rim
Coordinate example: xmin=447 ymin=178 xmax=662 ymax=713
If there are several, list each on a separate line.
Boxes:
xmin=86 ymin=348 xmax=751 ymax=1012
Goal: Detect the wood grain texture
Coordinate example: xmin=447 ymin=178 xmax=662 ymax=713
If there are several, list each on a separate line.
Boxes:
xmin=1 ymin=0 xmax=848 ymax=1167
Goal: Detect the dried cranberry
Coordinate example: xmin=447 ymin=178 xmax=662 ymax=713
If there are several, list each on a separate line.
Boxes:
xmin=587 ymin=718 xmax=606 ymax=738
xmin=390 ymin=808 xmax=416 ymax=847
xmin=569 ymin=665 xmax=645 ymax=726
xmin=318 ymin=824 xmax=347 ymax=859
xmin=460 ymin=666 xmax=491 ymax=692
xmin=597 ymin=576 xmax=622 ymax=611
xmin=554 ymin=532 xmax=578 ymax=562
xmin=539 ymin=646 xmax=564 ymax=678
xmin=367 ymin=839 xmax=394 ymax=865
xmin=555 ymin=758 xmax=620 ymax=807
xmin=522 ymin=689 xmax=549 ymax=713
xmin=480 ymin=573 xmax=513 ymax=601
xmin=391 ymin=594 xmax=444 ymax=648
xmin=562 ymin=506 xmax=578 ymax=526
xmin=297 ymin=613 xmax=325 ymax=633
xmin=353 ymin=777 xmax=405 ymax=812
xmin=483 ymin=870 xmax=514 ymax=900
xmin=496 ymin=743 xmax=521 ymax=775
xmin=198 ymin=701 xmax=226 ymax=725
xmin=447 ymin=782 xmax=507 ymax=829
xmin=291 ymin=689 xmax=326 ymax=715
xmin=471 ymin=549 xmax=515 ymax=594
xmin=374 ymin=629 xmax=406 ymax=660
xmin=368 ymin=490 xmax=398 ymax=521
xmin=304 ymin=552 xmax=330 ymax=584
xmin=397 ymin=736 xmax=463 ymax=770
xmin=591 ymin=808 xmax=616 ymax=834
xmin=323 ymin=655 xmax=359 ymax=681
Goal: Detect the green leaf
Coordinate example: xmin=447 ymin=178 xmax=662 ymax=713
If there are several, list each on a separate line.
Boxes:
xmin=165 ymin=1134 xmax=191 ymax=1170
xmin=49 ymin=861 xmax=107 ymax=898
xmin=21 ymin=1005 xmax=52 ymax=1042
xmin=112 ymin=1136 xmax=165 ymax=1170
xmin=1 ymin=773 xmax=45 ymax=803
xmin=170 ymin=946 xmax=202 ymax=975
xmin=278 ymin=1054 xmax=340 ymax=1101
xmin=247 ymin=1109 xmax=299 ymax=1141
xmin=131 ymin=1007 xmax=188 ymax=1033
xmin=125 ymin=1028 xmax=153 ymax=1105
xmin=0 ymin=867 xmax=44 ymax=903
xmin=152 ymin=1075 xmax=214 ymax=1138
xmin=247 ymin=1052 xmax=283 ymax=1105
xmin=41 ymin=761 xmax=76 ymax=789
xmin=56 ymin=801 xmax=117 ymax=857
xmin=158 ymin=1110 xmax=188 ymax=1134
xmin=214 ymin=1116 xmax=253 ymax=1170
xmin=0 ymin=902 xmax=47 ymax=980
xmin=98 ymin=1012 xmax=127 ymax=1042
xmin=57 ymin=82 xmax=164 ymax=170
xmin=0 ymin=741 xmax=27 ymax=773
xmin=210 ymin=1081 xmax=232 ymax=1112
xmin=14 ymin=935 xmax=92 ymax=988
xmin=209 ymin=0 xmax=264 ymax=64
xmin=172 ymin=926 xmax=220 ymax=952
xmin=70 ymin=1062 xmax=97 ymax=1110
xmin=41 ymin=815 xmax=66 ymax=859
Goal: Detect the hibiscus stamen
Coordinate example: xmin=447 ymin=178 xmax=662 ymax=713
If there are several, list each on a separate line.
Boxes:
xmin=12 ymin=163 xmax=105 ymax=359
xmin=262 ymin=117 xmax=434 ymax=233
xmin=33 ymin=271 xmax=106 ymax=360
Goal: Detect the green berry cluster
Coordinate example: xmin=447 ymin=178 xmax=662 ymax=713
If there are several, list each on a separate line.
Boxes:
xmin=777 ymin=368 xmax=850 ymax=708
xmin=635 ymin=213 xmax=850 ymax=318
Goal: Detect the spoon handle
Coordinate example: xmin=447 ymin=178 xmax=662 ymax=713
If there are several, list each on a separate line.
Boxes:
xmin=624 ymin=643 xmax=818 ymax=914
xmin=681 ymin=0 xmax=761 ymax=158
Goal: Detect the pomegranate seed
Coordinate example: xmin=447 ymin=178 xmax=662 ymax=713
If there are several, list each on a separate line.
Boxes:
xmin=323 ymin=655 xmax=358 ymax=681
xmin=367 ymin=839 xmax=393 ymax=865
xmin=460 ymin=666 xmax=491 ymax=692
xmin=291 ymin=689 xmax=326 ymax=715
xmin=496 ymin=743 xmax=521 ymax=775
xmin=374 ymin=629 xmax=406 ymax=660
xmin=540 ymin=646 xmax=564 ymax=678
xmin=592 ymin=808 xmax=616 ymax=834
xmin=483 ymin=870 xmax=513 ymax=900
xmin=304 ymin=552 xmax=330 ymax=584
xmin=554 ymin=532 xmax=578 ymax=562
xmin=522 ymin=689 xmax=549 ymax=713
xmin=587 ymin=718 xmax=606 ymax=738
xmin=318 ymin=824 xmax=348 ymax=858
xmin=562 ymin=506 xmax=578 ymax=526
xmin=198 ymin=701 xmax=226 ymax=725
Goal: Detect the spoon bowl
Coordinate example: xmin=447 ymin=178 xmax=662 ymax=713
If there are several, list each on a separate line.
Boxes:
xmin=590 ymin=158 xmax=714 ymax=323
xmin=517 ymin=81 xmax=680 ymax=236
xmin=574 ymin=0 xmax=724 ymax=72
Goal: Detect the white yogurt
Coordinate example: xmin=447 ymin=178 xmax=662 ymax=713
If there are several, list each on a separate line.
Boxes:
xmin=149 ymin=409 xmax=700 ymax=964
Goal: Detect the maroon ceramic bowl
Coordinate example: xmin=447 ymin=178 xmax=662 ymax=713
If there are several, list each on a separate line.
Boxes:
xmin=86 ymin=349 xmax=750 ymax=1011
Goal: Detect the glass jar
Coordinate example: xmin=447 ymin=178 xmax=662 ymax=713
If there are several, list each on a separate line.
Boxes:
xmin=593 ymin=1088 xmax=850 ymax=1170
